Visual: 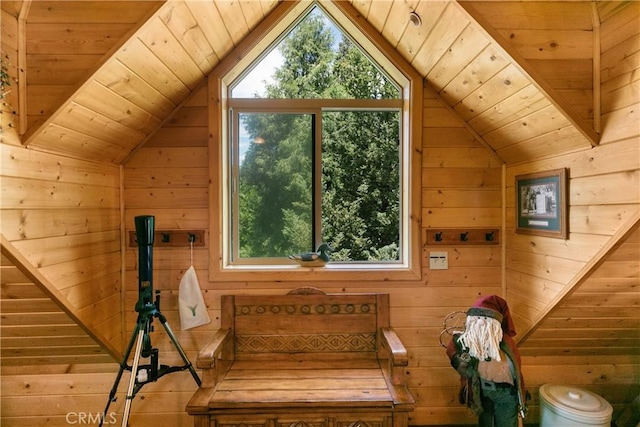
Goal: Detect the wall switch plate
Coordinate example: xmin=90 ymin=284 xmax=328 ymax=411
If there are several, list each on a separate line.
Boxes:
xmin=429 ymin=251 xmax=448 ymax=270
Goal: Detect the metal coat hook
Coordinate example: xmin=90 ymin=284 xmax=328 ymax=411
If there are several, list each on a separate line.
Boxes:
xmin=189 ymin=234 xmax=195 ymax=266
xmin=427 ymin=228 xmax=499 ymax=245
xmin=128 ymin=230 xmax=205 ymax=248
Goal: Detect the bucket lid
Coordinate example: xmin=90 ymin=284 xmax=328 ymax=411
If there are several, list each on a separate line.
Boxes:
xmin=540 ymin=384 xmax=612 ymax=421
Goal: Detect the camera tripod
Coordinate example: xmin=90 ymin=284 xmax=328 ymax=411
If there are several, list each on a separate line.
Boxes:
xmin=101 ymin=216 xmax=201 ymax=427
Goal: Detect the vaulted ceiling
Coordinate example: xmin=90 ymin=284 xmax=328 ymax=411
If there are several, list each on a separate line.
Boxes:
xmin=3 ymin=1 xmax=636 ymax=366
xmin=2 ymin=0 xmax=603 ymax=166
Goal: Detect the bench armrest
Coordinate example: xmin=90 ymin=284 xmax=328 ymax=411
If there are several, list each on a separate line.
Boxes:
xmin=197 ymin=328 xmax=233 ymax=369
xmin=380 ymin=327 xmax=408 ymax=367
xmin=379 ymin=327 xmax=412 ymax=401
xmin=196 ymin=328 xmax=233 ymax=389
xmin=187 ymin=329 xmax=234 ymax=412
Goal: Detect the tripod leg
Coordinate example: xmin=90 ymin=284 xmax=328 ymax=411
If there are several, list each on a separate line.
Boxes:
xmin=100 ymin=322 xmax=141 ymax=427
xmin=159 ymin=318 xmax=201 ymax=386
xmin=121 ymin=328 xmax=145 ymax=427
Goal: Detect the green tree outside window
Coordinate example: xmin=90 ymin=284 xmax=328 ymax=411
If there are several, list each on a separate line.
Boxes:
xmin=231 ymin=6 xmax=401 ymax=262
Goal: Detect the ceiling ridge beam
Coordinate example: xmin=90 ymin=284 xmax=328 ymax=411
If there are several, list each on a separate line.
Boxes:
xmin=0 ymin=234 xmax=121 ymax=361
xmin=591 ymin=2 xmax=602 ymax=135
xmin=17 ymin=0 xmax=31 ymax=136
xmin=454 ymin=1 xmax=600 ymax=148
xmin=516 ymin=209 xmax=640 ymax=345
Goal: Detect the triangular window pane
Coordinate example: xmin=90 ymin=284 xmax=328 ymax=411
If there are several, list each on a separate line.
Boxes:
xmin=230 ymin=5 xmax=400 ymax=100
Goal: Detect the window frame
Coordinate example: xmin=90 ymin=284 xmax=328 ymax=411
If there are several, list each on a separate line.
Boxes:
xmin=229 ymin=99 xmax=404 ymax=265
xmin=229 ymin=104 xmax=321 ymax=265
xmin=208 ymin=0 xmax=423 ymax=282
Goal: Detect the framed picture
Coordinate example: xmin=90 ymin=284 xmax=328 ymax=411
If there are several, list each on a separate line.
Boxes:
xmin=515 ymin=168 xmax=567 ymax=239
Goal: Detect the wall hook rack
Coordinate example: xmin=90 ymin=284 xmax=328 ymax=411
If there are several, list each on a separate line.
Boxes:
xmin=425 ymin=228 xmax=500 ymax=246
xmin=129 ymin=230 xmax=205 ymax=248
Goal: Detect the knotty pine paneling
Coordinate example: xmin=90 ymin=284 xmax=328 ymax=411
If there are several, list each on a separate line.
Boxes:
xmin=118 ymin=76 xmax=507 ymax=425
xmin=414 ymin=86 xmax=504 ymax=425
xmin=2 ymin=2 xmax=639 ymax=426
xmin=512 ymin=281 xmax=640 ymax=426
xmin=0 ymin=142 xmax=123 ymax=364
xmin=21 ymin=0 xmax=279 ymax=164
xmin=0 ymin=270 xmax=113 ymax=367
xmin=506 ymin=139 xmax=639 ymax=330
xmin=0 ymin=368 xmax=196 ymax=427
xmin=1 ymin=7 xmax=20 ymax=136
xmin=505 ymin=3 xmax=640 ymax=423
xmin=121 ymin=85 xmax=211 ymax=407
xmin=505 ymin=0 xmax=640 ymax=336
xmin=521 ymin=228 xmax=640 ymax=356
xmin=23 ymin=1 xmax=163 ymax=131
xmin=468 ymin=1 xmax=595 ymax=126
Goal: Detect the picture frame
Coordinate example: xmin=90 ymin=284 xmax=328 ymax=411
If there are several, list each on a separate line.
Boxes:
xmin=515 ymin=168 xmax=567 ymax=239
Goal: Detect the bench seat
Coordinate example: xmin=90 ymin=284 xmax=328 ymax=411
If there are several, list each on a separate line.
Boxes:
xmin=187 ymin=289 xmax=415 ymax=427
xmin=208 ymin=359 xmax=393 ymax=409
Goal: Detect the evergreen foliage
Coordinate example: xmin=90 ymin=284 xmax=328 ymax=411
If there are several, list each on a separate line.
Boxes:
xmin=237 ymin=8 xmax=400 ymax=261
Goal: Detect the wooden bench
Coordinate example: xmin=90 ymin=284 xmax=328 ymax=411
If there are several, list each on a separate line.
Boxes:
xmin=187 ymin=288 xmax=415 ymax=427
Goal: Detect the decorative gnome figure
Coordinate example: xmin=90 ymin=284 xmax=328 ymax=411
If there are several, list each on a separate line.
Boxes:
xmin=446 ymin=295 xmax=528 ymax=427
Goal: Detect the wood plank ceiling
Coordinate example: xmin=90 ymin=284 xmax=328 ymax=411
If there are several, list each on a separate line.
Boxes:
xmin=11 ymin=0 xmax=599 ymax=165
xmin=356 ymin=0 xmax=599 ymax=164
xmin=15 ymin=0 xmax=279 ymax=163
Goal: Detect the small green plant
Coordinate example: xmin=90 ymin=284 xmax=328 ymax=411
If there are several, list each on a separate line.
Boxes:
xmin=1 ymin=53 xmax=16 ymax=100
xmin=1 ymin=53 xmax=18 ymax=130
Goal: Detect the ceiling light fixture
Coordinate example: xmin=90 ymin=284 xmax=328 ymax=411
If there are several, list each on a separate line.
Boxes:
xmin=409 ymin=11 xmax=421 ymax=27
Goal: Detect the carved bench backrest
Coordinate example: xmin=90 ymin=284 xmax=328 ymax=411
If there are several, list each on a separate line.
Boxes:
xmin=221 ymin=291 xmax=390 ymax=360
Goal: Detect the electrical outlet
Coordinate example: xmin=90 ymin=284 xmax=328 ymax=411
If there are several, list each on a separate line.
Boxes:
xmin=429 ymin=251 xmax=448 ymax=270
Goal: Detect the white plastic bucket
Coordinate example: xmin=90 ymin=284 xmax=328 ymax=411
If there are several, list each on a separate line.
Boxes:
xmin=539 ymin=384 xmax=612 ymax=427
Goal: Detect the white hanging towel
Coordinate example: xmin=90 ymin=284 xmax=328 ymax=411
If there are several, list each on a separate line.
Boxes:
xmin=178 ymin=266 xmax=211 ymax=330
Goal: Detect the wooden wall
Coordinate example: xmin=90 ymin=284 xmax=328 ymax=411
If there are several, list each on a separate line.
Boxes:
xmin=0 ymin=132 xmax=125 ymax=424
xmin=1 ymin=1 xmax=639 ymax=426
xmin=504 ymin=0 xmax=640 ymax=422
xmin=1 ymin=2 xmax=21 ymax=134
xmin=110 ymin=75 xmax=504 ymax=426
xmin=1 ymin=244 xmax=114 ymax=366
xmin=20 ymin=1 xmax=163 ymax=136
xmin=417 ymin=86 xmax=504 ymax=424
xmin=1 ymin=1 xmax=124 ymax=362
xmin=501 ymin=0 xmax=640 ymax=341
xmin=516 ymin=228 xmax=640 ymax=424
xmin=0 ymin=90 xmax=208 ymax=426
xmin=0 ymin=134 xmax=123 ymax=357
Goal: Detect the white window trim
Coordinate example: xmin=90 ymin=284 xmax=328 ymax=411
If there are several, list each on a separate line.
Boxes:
xmin=208 ymin=0 xmax=423 ymax=282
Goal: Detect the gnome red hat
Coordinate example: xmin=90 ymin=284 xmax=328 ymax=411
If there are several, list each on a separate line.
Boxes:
xmin=471 ymin=294 xmax=517 ymax=337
